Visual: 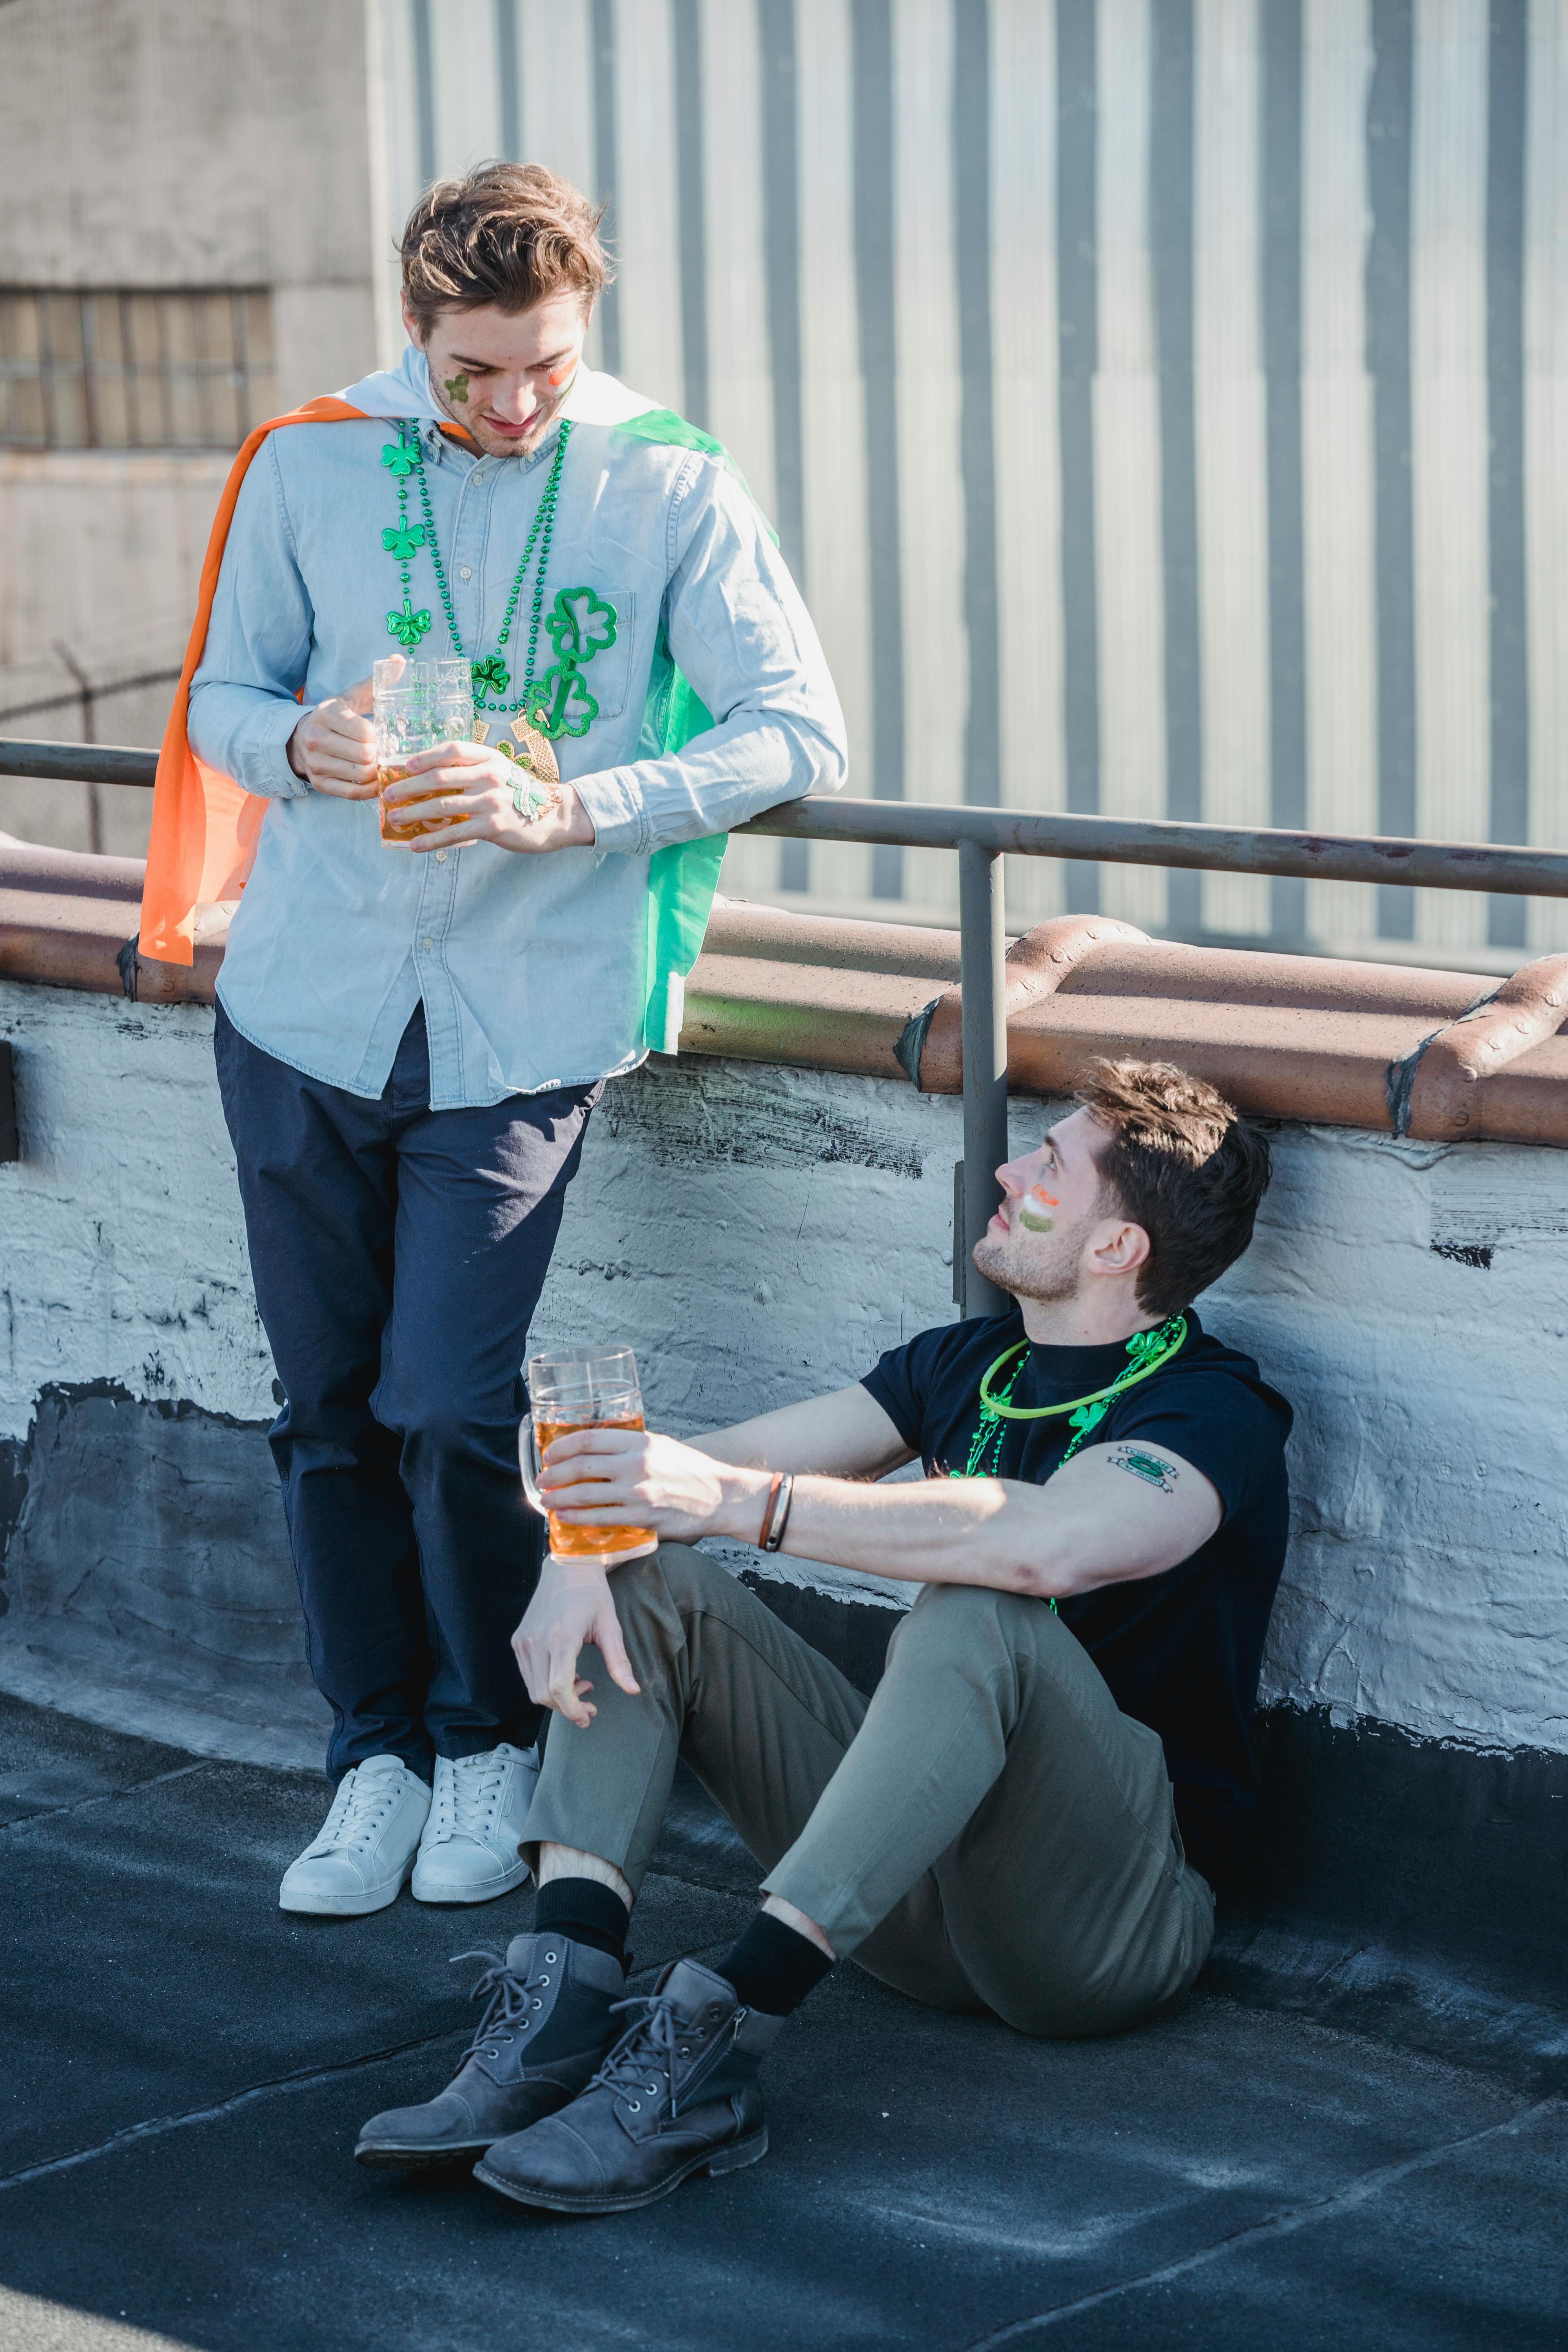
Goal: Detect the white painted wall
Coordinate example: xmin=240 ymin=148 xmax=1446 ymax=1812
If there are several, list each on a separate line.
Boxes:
xmin=2 ymin=977 xmax=1565 ymax=1759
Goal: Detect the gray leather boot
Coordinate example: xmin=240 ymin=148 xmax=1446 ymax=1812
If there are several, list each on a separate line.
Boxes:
xmin=355 ymin=1932 xmax=625 ymax=2169
xmin=473 ymin=1957 xmax=784 ymax=2214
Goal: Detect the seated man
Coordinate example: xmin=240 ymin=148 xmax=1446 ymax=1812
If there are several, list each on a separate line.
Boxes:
xmin=356 ymin=1058 xmax=1289 ymax=2213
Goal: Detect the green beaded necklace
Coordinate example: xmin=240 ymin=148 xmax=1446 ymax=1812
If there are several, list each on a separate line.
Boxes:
xmin=379 ymin=418 xmax=617 ymax=740
xmin=955 ymin=1313 xmax=1189 ymax=1483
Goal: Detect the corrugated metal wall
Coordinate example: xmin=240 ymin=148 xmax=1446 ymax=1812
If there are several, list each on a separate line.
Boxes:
xmin=374 ymin=0 xmax=1568 ymax=965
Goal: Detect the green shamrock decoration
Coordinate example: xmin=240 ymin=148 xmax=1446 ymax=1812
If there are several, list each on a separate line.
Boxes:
xmin=470 ymin=655 xmax=511 ymax=697
xmin=544 ymin=587 xmax=618 ymax=665
xmin=524 ymin=665 xmax=599 ymax=740
xmin=386 ymin=603 xmax=432 ymax=648
xmin=381 ymin=521 xmax=426 ymax=559
xmin=381 ymin=441 xmax=418 ymax=479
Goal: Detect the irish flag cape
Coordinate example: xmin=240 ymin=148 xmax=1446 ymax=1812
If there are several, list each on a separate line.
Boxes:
xmin=138 ymin=351 xmax=756 ymax=1056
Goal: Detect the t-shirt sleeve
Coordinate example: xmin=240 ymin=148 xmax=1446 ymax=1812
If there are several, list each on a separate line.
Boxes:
xmin=1104 ymin=1369 xmax=1286 ymax=1523
xmin=860 ymin=1325 xmax=957 ymax=1457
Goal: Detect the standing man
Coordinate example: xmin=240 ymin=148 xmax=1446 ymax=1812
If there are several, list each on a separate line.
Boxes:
xmin=161 ymin=163 xmax=845 ymax=1915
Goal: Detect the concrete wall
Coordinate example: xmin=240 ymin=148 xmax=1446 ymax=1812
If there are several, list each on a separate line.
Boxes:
xmin=0 ymin=975 xmax=1563 ymax=1770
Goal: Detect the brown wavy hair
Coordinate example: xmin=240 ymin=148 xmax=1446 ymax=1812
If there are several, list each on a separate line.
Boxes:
xmin=401 ymin=163 xmax=612 ymax=334
xmin=1074 ymin=1058 xmax=1272 ymax=1320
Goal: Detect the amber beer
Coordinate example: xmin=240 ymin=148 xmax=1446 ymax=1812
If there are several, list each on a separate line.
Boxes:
xmin=532 ymin=1413 xmax=655 ymax=1559
xmin=520 ymin=1348 xmax=659 ymax=1568
xmin=373 ymin=656 xmax=470 ymax=847
xmin=377 ymin=764 xmax=452 ymax=844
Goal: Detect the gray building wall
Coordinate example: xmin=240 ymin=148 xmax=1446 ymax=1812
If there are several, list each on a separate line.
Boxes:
xmin=0 ymin=0 xmax=380 ymax=853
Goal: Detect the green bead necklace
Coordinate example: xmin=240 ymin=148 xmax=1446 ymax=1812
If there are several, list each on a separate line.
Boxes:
xmin=955 ymin=1313 xmax=1189 ymax=1483
xmin=380 ymin=418 xmax=571 ymax=717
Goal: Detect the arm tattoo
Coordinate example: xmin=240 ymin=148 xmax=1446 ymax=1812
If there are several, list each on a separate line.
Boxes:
xmin=1107 ymin=1446 xmax=1179 ymax=1494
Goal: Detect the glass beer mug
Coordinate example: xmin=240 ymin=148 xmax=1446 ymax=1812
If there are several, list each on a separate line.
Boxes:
xmin=374 ymin=656 xmax=472 ymax=844
xmin=519 ymin=1347 xmax=659 ymax=1568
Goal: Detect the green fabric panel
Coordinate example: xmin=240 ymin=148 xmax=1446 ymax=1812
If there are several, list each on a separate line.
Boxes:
xmin=613 ymin=405 xmax=768 ymax=1054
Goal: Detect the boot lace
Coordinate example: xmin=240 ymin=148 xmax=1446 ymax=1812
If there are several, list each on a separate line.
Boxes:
xmin=451 ymin=1946 xmax=561 ymax=2064
xmin=303 ymin=1767 xmax=404 ymax=1859
xmin=428 ymin=1750 xmax=511 ymax=1848
xmin=589 ymin=1988 xmax=740 ymax=2121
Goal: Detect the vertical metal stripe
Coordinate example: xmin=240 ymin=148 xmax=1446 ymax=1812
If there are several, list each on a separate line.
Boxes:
xmin=1488 ymin=0 xmax=1529 ymax=949
xmin=760 ymin=0 xmax=806 ymax=588
xmin=954 ymin=0 xmax=1001 ymax=808
xmin=852 ymin=0 xmax=906 ymax=897
xmin=761 ymin=0 xmax=807 ymax=890
xmin=673 ymin=0 xmax=710 ymax=428
xmin=592 ymin=0 xmax=622 ymax=377
xmin=1263 ymin=0 xmax=1307 ymax=940
xmin=1367 ymin=0 xmax=1416 ymax=938
xmin=1058 ymin=0 xmax=1100 ymax=916
xmin=496 ymin=0 xmax=521 ymax=157
xmin=412 ymin=0 xmax=437 ymax=189
xmin=1151 ymin=0 xmax=1201 ymax=936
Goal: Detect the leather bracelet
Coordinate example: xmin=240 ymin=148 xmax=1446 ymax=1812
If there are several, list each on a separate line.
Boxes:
xmin=756 ymin=1472 xmax=785 ymax=1552
xmin=762 ymin=1473 xmax=795 ymax=1554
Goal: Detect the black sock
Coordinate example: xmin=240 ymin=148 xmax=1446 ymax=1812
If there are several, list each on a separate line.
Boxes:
xmin=716 ymin=1911 xmax=834 ymax=2018
xmin=534 ymin=1876 xmax=630 ymax=1966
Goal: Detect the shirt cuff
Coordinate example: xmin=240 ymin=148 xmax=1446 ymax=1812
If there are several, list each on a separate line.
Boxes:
xmin=249 ymin=701 xmax=314 ymax=799
xmin=570 ymin=766 xmax=646 ymax=856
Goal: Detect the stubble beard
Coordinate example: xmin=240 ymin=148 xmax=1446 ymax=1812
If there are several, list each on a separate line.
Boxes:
xmin=971 ymin=1221 xmax=1085 ymax=1306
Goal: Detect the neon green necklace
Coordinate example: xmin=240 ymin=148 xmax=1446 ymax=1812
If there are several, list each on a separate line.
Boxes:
xmin=956 ymin=1313 xmax=1189 ymax=1483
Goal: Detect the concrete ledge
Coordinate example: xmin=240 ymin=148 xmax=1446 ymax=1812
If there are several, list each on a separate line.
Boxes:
xmin=6 ymin=844 xmax=1568 ymax=1143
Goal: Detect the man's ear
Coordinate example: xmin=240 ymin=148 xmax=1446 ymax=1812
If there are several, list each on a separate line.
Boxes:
xmin=1089 ymin=1220 xmax=1152 ymax=1279
xmin=400 ymin=298 xmax=425 ymax=347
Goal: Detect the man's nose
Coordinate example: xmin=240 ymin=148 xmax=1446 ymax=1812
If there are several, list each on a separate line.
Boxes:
xmin=490 ymin=377 xmax=539 ymax=421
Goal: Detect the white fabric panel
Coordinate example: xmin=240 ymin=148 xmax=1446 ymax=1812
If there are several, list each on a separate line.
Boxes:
xmin=518 ymin=4 xmax=599 ymax=366
xmin=992 ymin=0 xmax=1065 ymax=929
xmin=895 ymin=0 xmax=965 ymax=923
xmin=701 ymin=0 xmax=778 ymax=904
xmin=1196 ymin=0 xmax=1271 ymax=941
xmin=1095 ymin=0 xmax=1167 ymax=934
xmin=376 ymin=0 xmax=426 ymax=341
xmin=1525 ymin=0 xmax=1568 ymax=951
xmin=429 ymin=0 xmax=502 ymax=174
xmin=1411 ymin=0 xmax=1490 ymax=954
xmin=613 ymin=0 xmax=684 ymax=410
xmin=790 ymin=0 xmax=873 ymax=906
xmin=1301 ymin=0 xmax=1380 ymax=949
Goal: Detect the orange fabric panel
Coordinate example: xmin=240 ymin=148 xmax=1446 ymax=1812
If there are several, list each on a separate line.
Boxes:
xmin=138 ymin=396 xmax=371 ymax=964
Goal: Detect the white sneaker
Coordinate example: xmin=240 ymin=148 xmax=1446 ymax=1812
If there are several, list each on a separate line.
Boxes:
xmin=278 ymin=1756 xmax=431 ymax=1917
xmin=410 ymin=1742 xmax=539 ymax=1905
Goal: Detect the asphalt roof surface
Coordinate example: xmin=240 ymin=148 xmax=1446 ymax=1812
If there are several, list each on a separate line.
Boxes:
xmin=2 ymin=1689 xmax=1565 ymax=2352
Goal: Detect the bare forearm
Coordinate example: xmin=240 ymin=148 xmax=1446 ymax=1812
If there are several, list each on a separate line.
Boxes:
xmin=710 ymin=1466 xmax=1043 ymax=1593
xmin=690 ymin=1385 xmax=912 ymax=1480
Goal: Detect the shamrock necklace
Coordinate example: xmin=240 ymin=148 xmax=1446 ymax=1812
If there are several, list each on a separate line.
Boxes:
xmin=379 ymin=418 xmax=618 ymax=742
xmin=955 ymin=1314 xmax=1189 ymax=1483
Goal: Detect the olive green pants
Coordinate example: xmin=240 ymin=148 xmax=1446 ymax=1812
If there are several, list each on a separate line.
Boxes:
xmin=523 ymin=1543 xmax=1215 ymax=2038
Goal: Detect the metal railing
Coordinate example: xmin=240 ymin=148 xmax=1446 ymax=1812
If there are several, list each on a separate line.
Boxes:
xmin=6 ymin=734 xmax=1568 ymax=1319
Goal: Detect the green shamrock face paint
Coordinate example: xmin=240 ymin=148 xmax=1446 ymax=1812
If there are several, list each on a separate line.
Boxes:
xmin=444 ymin=373 xmax=470 ymax=405
xmin=1017 ymin=1185 xmax=1058 ymax=1234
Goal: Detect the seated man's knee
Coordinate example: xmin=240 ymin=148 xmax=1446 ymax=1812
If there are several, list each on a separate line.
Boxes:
xmin=887 ymin=1579 xmax=1011 ymax=1666
xmin=647 ymin=1539 xmax=736 ymax=1617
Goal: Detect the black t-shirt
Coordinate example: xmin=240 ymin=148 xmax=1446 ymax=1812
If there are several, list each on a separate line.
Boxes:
xmin=861 ymin=1307 xmax=1292 ymax=1892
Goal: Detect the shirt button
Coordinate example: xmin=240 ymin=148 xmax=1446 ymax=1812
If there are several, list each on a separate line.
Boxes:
xmin=459 ymin=566 xmax=472 ymax=581
xmin=435 ymin=848 xmax=448 ymax=863
xmin=420 ymin=935 xmax=434 ymax=952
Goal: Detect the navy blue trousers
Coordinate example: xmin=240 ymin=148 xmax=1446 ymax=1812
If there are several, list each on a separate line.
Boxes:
xmin=214 ymin=1001 xmax=598 ymax=1782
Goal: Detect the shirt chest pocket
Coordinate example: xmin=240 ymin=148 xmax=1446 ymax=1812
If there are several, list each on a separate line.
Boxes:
xmin=530 ymin=584 xmax=636 ymax=723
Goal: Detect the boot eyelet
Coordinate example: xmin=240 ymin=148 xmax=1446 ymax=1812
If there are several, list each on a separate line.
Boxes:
xmin=628 ymin=2100 xmax=641 ymax=2112
xmin=544 ymin=1951 xmax=557 ymax=1963
xmin=539 ymin=1975 xmax=550 ymax=1985
xmin=532 ymin=1998 xmax=543 ymax=2009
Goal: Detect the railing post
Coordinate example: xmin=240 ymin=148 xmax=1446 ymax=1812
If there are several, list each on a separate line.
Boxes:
xmin=958 ymin=839 xmax=1009 ymax=1319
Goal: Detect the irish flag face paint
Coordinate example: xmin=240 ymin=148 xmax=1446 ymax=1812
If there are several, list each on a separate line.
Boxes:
xmin=1017 ymin=1186 xmax=1058 ymax=1234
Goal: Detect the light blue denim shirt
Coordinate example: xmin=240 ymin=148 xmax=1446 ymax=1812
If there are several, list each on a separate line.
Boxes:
xmin=189 ymin=358 xmax=847 ymax=1108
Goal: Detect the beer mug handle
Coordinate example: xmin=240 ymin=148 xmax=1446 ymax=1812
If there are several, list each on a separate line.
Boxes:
xmin=518 ymin=1414 xmax=548 ymax=1519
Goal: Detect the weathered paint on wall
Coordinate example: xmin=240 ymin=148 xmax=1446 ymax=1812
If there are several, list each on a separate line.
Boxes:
xmin=0 ymin=978 xmax=1563 ymax=1759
